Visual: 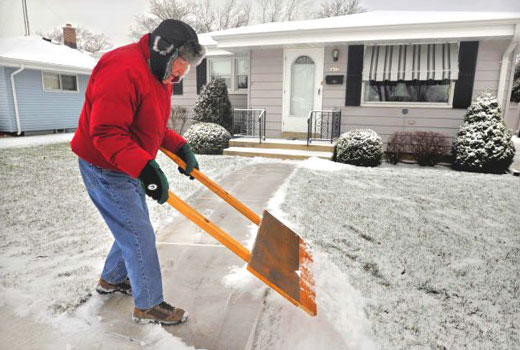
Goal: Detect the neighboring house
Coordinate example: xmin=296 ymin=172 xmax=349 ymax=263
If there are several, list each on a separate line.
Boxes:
xmin=175 ymin=11 xmax=520 ymax=143
xmin=0 ymin=25 xmax=95 ymax=135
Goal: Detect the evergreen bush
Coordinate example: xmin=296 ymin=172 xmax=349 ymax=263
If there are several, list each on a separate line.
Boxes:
xmin=192 ymin=77 xmax=233 ymax=132
xmin=452 ymin=91 xmax=515 ymax=173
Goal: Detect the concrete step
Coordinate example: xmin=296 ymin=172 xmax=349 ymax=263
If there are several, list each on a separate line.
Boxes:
xmin=224 ymin=146 xmax=333 ymax=160
xmin=229 ymin=138 xmax=334 ymax=152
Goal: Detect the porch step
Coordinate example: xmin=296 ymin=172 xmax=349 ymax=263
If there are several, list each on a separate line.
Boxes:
xmin=223 ymin=146 xmax=333 ymax=160
xmin=229 ymin=138 xmax=334 ymax=152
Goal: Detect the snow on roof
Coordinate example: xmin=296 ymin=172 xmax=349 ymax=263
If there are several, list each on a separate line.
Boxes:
xmin=211 ymin=11 xmax=520 ymax=38
xmin=0 ymin=35 xmax=96 ymax=72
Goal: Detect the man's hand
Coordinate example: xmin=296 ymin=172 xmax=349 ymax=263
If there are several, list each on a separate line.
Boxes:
xmin=138 ymin=160 xmax=169 ymax=204
xmin=176 ymin=143 xmax=199 ymax=180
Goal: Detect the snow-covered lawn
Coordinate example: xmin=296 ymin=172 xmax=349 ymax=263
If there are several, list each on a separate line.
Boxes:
xmin=1 ymin=143 xmax=519 ymax=349
xmin=246 ymin=158 xmax=519 ymax=350
xmin=0 ymin=142 xmax=253 ymax=315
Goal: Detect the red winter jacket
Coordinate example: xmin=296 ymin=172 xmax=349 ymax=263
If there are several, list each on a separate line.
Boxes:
xmin=71 ymin=34 xmax=186 ymax=178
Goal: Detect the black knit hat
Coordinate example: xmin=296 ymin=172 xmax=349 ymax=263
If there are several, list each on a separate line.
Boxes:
xmin=149 ymin=19 xmax=206 ymax=81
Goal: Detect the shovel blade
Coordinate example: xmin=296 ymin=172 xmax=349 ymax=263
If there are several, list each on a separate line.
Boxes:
xmin=247 ymin=210 xmax=317 ymax=316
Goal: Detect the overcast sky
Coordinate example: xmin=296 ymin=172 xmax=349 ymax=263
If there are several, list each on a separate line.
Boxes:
xmin=1 ymin=0 xmax=519 ymax=47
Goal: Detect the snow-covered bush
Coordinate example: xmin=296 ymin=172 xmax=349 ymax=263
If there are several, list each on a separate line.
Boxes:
xmin=334 ymin=129 xmax=383 ymax=167
xmin=452 ymin=91 xmax=515 ymax=173
xmin=192 ymin=77 xmax=233 ymax=132
xmin=183 ymin=122 xmax=231 ymax=155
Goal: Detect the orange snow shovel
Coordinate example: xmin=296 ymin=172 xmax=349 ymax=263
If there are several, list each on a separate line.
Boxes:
xmin=160 ymin=147 xmax=317 ymax=317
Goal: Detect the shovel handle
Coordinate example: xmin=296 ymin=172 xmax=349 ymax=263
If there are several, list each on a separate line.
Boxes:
xmin=160 ymin=147 xmax=261 ymax=226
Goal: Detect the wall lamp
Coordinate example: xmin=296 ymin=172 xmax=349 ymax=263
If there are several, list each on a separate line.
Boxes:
xmin=332 ymin=48 xmax=339 ymax=62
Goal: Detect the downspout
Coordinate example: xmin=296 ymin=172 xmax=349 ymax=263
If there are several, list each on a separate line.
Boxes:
xmin=497 ymin=23 xmax=520 ymax=109
xmin=10 ymin=65 xmax=25 ymax=135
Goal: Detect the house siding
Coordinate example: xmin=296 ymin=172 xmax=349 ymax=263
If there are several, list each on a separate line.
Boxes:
xmin=322 ymin=39 xmax=514 ymax=144
xmin=0 ymin=66 xmax=15 ymax=132
xmin=249 ymin=48 xmax=283 ymax=138
xmin=170 ymin=67 xmax=248 ymax=135
xmin=1 ymin=67 xmax=90 ymax=133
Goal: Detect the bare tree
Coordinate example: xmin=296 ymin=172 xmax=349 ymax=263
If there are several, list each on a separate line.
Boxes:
xmin=315 ymin=0 xmax=365 ymax=18
xmin=131 ymin=0 xmax=251 ymax=36
xmin=257 ymin=0 xmax=310 ymax=23
xmin=39 ymin=27 xmax=112 ymax=53
xmin=194 ymin=0 xmax=216 ymax=33
xmin=129 ymin=0 xmax=197 ymax=40
xmin=216 ymin=0 xmax=252 ymax=31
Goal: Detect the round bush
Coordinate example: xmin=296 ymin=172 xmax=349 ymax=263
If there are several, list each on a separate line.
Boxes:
xmin=334 ymin=129 xmax=383 ymax=167
xmin=183 ymin=122 xmax=231 ymax=155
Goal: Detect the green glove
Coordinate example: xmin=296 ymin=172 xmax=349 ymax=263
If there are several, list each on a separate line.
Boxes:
xmin=138 ymin=159 xmax=169 ymax=204
xmin=176 ymin=143 xmax=199 ymax=180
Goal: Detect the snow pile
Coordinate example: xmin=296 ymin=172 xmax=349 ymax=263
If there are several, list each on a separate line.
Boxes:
xmin=183 ymin=122 xmax=231 ymax=154
xmin=452 ymin=91 xmax=515 ymax=173
xmin=335 ymin=129 xmax=383 ymax=167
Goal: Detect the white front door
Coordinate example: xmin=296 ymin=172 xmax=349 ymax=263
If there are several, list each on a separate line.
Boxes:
xmin=282 ymin=48 xmax=324 ymax=133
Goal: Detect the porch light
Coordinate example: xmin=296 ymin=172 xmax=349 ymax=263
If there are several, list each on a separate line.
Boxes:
xmin=332 ymin=48 xmax=339 ymax=62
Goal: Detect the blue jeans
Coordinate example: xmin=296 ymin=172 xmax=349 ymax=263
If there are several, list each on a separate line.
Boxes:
xmin=78 ymin=158 xmax=163 ymax=310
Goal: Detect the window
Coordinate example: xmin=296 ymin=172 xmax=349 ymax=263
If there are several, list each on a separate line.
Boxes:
xmin=364 ymin=80 xmax=451 ymax=103
xmin=361 ymin=43 xmax=458 ymax=106
xmin=235 ymin=57 xmax=249 ymax=90
xmin=42 ymin=72 xmax=79 ymax=92
xmin=207 ymin=56 xmax=249 ymax=93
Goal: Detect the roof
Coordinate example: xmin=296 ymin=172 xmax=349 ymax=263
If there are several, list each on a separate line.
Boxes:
xmin=0 ymin=35 xmax=96 ymax=74
xmin=207 ymin=11 xmax=520 ymax=50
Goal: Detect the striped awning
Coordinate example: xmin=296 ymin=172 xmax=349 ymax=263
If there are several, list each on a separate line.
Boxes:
xmin=362 ymin=43 xmax=459 ymax=82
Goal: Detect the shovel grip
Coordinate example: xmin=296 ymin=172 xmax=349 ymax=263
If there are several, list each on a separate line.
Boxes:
xmin=160 ymin=147 xmax=261 ymax=226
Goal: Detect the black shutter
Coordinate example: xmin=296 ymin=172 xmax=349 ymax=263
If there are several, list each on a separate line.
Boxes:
xmin=345 ymin=45 xmax=364 ymax=106
xmin=172 ymin=80 xmax=183 ymax=95
xmin=453 ymin=41 xmax=479 ymax=109
xmin=196 ymin=58 xmax=207 ymax=94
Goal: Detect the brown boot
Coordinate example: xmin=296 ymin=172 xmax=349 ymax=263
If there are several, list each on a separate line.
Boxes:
xmin=132 ymin=301 xmax=189 ymax=326
xmin=96 ymin=278 xmax=132 ymax=295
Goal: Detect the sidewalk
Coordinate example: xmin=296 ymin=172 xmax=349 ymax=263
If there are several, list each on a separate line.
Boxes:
xmin=0 ymin=133 xmax=74 ymax=149
xmin=94 ymin=161 xmax=295 ymax=349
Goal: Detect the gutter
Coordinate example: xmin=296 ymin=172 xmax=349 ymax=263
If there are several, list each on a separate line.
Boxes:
xmin=10 ymin=65 xmax=25 ymax=135
xmin=497 ymin=23 xmax=520 ymax=109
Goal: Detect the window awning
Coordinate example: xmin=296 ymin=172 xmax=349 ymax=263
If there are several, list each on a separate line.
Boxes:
xmin=362 ymin=43 xmax=459 ymax=82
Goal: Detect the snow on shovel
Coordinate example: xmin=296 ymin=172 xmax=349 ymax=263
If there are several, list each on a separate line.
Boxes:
xmin=160 ymin=148 xmax=317 ymax=316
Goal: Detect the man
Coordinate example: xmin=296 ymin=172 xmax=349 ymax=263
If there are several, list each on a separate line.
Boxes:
xmin=71 ymin=19 xmax=205 ymax=326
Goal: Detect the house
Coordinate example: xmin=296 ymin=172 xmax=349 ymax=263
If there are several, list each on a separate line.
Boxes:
xmin=173 ymin=10 xmax=520 ymax=157
xmin=0 ymin=25 xmax=95 ymax=135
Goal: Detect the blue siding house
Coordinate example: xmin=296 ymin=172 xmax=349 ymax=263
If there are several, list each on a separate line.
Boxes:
xmin=0 ymin=35 xmax=95 ymax=134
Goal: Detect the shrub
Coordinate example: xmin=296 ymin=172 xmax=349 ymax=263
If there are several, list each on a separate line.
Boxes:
xmin=334 ymin=129 xmax=383 ymax=167
xmin=168 ymin=106 xmax=188 ymax=135
xmin=192 ymin=77 xmax=233 ymax=132
xmin=183 ymin=122 xmax=231 ymax=155
xmin=410 ymin=131 xmax=448 ymax=166
xmin=385 ymin=132 xmax=410 ymax=164
xmin=452 ymin=91 xmax=515 ymax=173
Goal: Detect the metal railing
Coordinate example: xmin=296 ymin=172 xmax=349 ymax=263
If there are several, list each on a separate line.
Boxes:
xmin=232 ymin=108 xmax=267 ymax=144
xmin=307 ymin=109 xmax=342 ymax=146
